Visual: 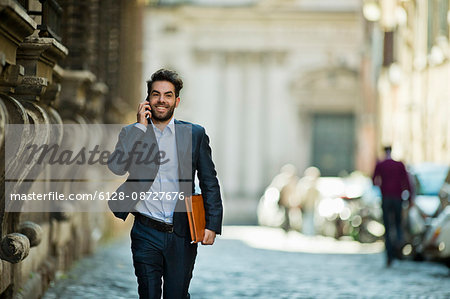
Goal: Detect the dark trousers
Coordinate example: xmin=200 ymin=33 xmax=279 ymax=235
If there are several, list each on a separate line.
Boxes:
xmin=381 ymin=198 xmax=403 ymax=261
xmin=130 ymin=218 xmax=197 ymax=299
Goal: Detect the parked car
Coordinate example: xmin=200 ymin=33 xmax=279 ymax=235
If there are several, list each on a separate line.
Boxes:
xmin=421 ymin=205 xmax=450 ymax=267
xmin=403 ymin=163 xmax=450 ymax=260
xmin=421 ymin=169 xmax=450 ymax=266
xmin=410 ymin=163 xmax=449 ymax=218
xmin=438 ymin=169 xmax=450 ymax=210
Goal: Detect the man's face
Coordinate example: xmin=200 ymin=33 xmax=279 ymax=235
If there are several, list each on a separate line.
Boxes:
xmin=148 ymin=80 xmax=180 ymax=122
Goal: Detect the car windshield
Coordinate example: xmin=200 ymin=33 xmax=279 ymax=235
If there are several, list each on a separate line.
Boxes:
xmin=411 ymin=164 xmax=449 ymax=195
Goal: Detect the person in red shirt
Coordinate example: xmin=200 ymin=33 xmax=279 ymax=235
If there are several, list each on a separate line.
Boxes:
xmin=372 ymin=146 xmax=413 ymax=267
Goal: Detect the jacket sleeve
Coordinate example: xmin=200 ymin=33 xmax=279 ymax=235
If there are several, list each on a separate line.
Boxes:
xmin=107 ymin=124 xmax=147 ymax=176
xmin=196 ymin=128 xmax=223 ymax=235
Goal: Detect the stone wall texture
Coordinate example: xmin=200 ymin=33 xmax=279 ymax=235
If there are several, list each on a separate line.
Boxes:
xmin=0 ymin=0 xmax=143 ymax=297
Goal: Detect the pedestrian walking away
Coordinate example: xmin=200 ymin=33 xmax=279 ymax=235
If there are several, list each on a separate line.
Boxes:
xmin=372 ymin=145 xmax=413 ymax=267
xmin=107 ymin=69 xmax=223 ymax=298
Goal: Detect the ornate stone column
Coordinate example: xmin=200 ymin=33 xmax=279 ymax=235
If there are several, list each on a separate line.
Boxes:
xmin=0 ymin=3 xmax=68 ymax=296
xmin=15 ymin=36 xmax=68 ymax=102
xmin=0 ymin=6 xmax=37 ymax=290
xmin=6 ymin=37 xmax=67 ymax=211
xmin=0 ymin=0 xmax=36 ymax=94
xmin=57 ymin=69 xmax=95 ymax=123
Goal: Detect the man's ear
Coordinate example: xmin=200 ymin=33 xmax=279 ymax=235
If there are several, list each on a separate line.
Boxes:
xmin=175 ymin=97 xmax=180 ymax=108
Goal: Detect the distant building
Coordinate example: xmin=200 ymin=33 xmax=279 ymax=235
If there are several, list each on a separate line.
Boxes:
xmin=145 ymin=0 xmax=371 ymax=222
xmin=364 ymin=0 xmax=450 ymax=164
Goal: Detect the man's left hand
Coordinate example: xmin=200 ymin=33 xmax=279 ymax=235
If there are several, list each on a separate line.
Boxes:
xmin=201 ymin=229 xmax=216 ymax=245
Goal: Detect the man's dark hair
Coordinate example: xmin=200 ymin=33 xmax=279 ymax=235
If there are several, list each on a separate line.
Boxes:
xmin=383 ymin=145 xmax=392 ymax=153
xmin=146 ymin=69 xmax=183 ymax=97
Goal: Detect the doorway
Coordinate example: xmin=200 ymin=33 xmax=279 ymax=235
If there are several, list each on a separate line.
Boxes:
xmin=312 ymin=114 xmax=355 ymax=176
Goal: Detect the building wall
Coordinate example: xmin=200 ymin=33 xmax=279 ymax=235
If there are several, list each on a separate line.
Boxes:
xmin=369 ymin=0 xmax=450 ymax=164
xmin=0 ymin=1 xmax=143 ymax=297
xmin=144 ymin=0 xmax=368 ymax=223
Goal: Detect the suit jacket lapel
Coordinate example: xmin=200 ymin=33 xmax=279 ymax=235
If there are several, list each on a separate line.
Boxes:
xmin=175 ymin=119 xmax=191 ymax=171
xmin=174 ymin=119 xmax=193 ymax=195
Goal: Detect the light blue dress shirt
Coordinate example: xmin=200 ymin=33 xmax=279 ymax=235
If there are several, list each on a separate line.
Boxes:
xmin=133 ymin=117 xmax=180 ymax=224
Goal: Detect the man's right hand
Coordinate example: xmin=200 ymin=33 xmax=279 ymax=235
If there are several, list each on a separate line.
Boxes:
xmin=137 ymin=101 xmax=152 ymax=125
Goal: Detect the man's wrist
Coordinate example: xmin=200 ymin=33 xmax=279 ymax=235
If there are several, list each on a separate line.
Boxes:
xmin=205 ymin=227 xmax=219 ymax=235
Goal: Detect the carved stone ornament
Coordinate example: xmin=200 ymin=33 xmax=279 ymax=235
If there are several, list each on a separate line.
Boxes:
xmin=18 ymin=221 xmax=43 ymax=247
xmin=0 ymin=233 xmax=30 ymax=264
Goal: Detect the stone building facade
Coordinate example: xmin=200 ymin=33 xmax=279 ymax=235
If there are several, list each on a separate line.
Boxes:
xmin=364 ymin=0 xmax=450 ymax=163
xmin=144 ymin=0 xmax=373 ymax=222
xmin=0 ymin=0 xmax=143 ymax=297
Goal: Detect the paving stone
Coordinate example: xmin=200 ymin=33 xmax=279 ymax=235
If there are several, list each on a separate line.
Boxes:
xmin=43 ymin=227 xmax=450 ymax=299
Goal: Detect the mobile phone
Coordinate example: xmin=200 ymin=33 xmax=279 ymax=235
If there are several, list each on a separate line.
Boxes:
xmin=145 ymin=97 xmax=151 ymax=123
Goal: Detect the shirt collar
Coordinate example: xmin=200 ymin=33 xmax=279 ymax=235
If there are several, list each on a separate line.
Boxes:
xmin=167 ymin=117 xmax=175 ymax=133
xmin=150 ymin=117 xmax=175 ymax=134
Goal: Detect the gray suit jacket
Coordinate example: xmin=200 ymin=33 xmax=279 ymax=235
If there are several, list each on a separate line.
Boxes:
xmin=107 ymin=120 xmax=223 ymax=236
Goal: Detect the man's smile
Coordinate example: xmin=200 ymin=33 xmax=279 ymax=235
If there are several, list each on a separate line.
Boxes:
xmin=155 ymin=106 xmax=168 ymax=113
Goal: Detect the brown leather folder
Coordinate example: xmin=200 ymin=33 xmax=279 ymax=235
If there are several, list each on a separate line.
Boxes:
xmin=185 ymin=194 xmax=206 ymax=243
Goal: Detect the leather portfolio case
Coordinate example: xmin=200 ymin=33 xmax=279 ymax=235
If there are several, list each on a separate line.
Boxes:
xmin=185 ymin=194 xmax=206 ymax=243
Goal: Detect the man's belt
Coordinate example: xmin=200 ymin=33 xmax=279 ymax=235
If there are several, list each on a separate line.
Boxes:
xmin=132 ymin=212 xmax=174 ymax=233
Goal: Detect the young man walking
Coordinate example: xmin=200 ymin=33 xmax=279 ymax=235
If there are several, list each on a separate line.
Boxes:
xmin=108 ymin=69 xmax=223 ymax=298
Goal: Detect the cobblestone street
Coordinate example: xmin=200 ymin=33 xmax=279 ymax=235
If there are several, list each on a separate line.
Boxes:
xmin=43 ymin=226 xmax=450 ymax=299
